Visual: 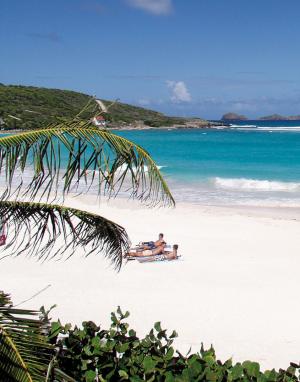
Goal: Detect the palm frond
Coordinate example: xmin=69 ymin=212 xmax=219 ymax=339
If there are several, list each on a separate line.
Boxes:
xmin=0 ymin=123 xmax=175 ymax=207
xmin=0 ymin=200 xmax=129 ymax=268
xmin=0 ymin=292 xmax=52 ymax=382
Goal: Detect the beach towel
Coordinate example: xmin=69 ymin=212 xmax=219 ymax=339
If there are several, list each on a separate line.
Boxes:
xmin=130 ymin=243 xmax=172 ymax=252
xmin=125 ymin=255 xmax=181 ymax=263
xmin=130 ymin=241 xmax=156 ymax=251
xmin=138 ymin=255 xmax=167 ymax=263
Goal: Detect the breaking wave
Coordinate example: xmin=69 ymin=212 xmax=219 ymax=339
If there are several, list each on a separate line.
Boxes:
xmin=257 ymin=126 xmax=300 ymax=131
xmin=213 ymin=177 xmax=300 ymax=192
xmin=230 ymin=124 xmax=257 ymax=128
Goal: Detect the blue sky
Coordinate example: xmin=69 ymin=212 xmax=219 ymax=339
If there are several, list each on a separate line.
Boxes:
xmin=1 ymin=0 xmax=300 ymax=119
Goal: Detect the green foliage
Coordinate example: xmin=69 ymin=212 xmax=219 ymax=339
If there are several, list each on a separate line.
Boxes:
xmin=50 ymin=308 xmax=300 ymax=382
xmin=0 ymin=85 xmax=93 ymax=130
xmin=0 ymin=291 xmax=78 ymax=382
xmin=0 ymin=98 xmax=175 ymax=380
xmin=0 ymin=84 xmax=191 ymax=129
xmin=0 ymin=123 xmax=174 ymax=207
xmin=0 ymin=291 xmax=53 ymax=382
xmin=1 ymin=292 xmax=299 ymax=381
xmin=0 ymin=200 xmax=130 ymax=268
xmin=0 ymin=110 xmax=174 ymax=263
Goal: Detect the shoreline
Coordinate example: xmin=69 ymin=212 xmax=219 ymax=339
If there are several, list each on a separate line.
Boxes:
xmin=182 ymin=202 xmax=300 ymax=221
xmin=69 ymin=195 xmax=300 ymax=221
xmin=1 ymin=195 xmax=300 ymax=370
xmin=0 ymin=121 xmax=230 ymax=135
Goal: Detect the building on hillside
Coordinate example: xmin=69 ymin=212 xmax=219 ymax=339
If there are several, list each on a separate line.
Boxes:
xmin=92 ymin=115 xmax=107 ymax=127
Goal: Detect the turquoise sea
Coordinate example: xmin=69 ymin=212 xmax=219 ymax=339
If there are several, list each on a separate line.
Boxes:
xmin=5 ymin=121 xmax=300 ymax=207
xmin=116 ymin=121 xmax=300 ymax=207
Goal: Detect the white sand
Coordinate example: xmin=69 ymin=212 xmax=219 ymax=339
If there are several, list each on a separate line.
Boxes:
xmin=1 ymin=196 xmax=300 ymax=370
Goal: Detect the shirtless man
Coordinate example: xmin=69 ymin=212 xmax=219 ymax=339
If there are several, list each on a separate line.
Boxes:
xmin=127 ymin=243 xmax=166 ymax=257
xmin=140 ymin=233 xmax=165 ymax=250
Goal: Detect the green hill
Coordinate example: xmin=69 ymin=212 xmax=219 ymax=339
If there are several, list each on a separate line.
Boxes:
xmin=0 ymin=84 xmax=194 ymax=129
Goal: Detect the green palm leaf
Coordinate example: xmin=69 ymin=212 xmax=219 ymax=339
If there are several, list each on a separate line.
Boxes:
xmin=0 ymin=292 xmax=52 ymax=382
xmin=0 ymin=102 xmax=175 ymax=381
xmin=0 ymin=200 xmax=129 ymax=268
xmin=0 ymin=122 xmax=175 ymax=206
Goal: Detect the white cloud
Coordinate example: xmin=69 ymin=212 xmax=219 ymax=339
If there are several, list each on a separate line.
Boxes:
xmin=138 ymin=98 xmax=151 ymax=106
xmin=126 ymin=0 xmax=172 ymax=15
xmin=166 ymin=80 xmax=192 ymax=103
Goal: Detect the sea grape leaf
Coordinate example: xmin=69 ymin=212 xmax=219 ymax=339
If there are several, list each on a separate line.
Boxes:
xmin=203 ymin=354 xmax=216 ymax=366
xmin=129 ymin=329 xmax=136 ymax=337
xmin=287 ymin=366 xmax=296 ymax=375
xmin=118 ymin=342 xmax=130 ymax=353
xmin=189 ymin=360 xmax=202 ymax=375
xmin=83 ymin=345 xmax=93 ymax=356
xmin=129 ymin=376 xmax=144 ymax=382
xmin=164 ymin=371 xmax=175 ymax=382
xmin=142 ymin=356 xmax=157 ymax=372
xmin=154 ymin=321 xmax=162 ymax=332
xmin=85 ymin=370 xmax=96 ymax=382
xmin=91 ymin=335 xmax=101 ymax=349
xmin=119 ymin=370 xmax=129 ymax=379
xmin=243 ymin=360 xmax=260 ymax=377
xmin=206 ymin=370 xmax=218 ymax=381
xmin=165 ymin=347 xmax=174 ymax=360
xmin=111 ymin=312 xmax=118 ymax=325
xmin=264 ymin=369 xmax=275 ymax=380
xmin=231 ymin=363 xmax=243 ymax=380
xmin=49 ymin=321 xmax=63 ymax=338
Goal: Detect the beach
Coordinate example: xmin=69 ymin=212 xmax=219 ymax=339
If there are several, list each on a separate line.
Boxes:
xmin=2 ymin=195 xmax=300 ymax=370
xmin=3 ymin=1 xmax=300 ymax=378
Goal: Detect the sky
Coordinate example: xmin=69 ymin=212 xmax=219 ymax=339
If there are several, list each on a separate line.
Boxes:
xmin=1 ymin=0 xmax=300 ymax=119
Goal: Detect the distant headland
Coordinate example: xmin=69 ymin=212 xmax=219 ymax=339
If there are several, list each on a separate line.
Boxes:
xmin=259 ymin=114 xmax=300 ymax=121
xmin=0 ymin=84 xmax=224 ymax=130
xmin=222 ymin=112 xmax=300 ymax=121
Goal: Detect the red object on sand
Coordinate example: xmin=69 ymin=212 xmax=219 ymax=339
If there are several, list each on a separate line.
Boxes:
xmin=0 ymin=233 xmax=6 ymax=246
xmin=0 ymin=220 xmax=6 ymax=246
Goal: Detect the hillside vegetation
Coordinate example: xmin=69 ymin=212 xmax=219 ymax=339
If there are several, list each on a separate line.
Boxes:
xmin=0 ymin=84 xmax=192 ymax=129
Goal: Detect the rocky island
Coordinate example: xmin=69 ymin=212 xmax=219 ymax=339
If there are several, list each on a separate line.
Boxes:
xmin=221 ymin=112 xmax=300 ymax=121
xmin=260 ymin=114 xmax=300 ymax=121
xmin=221 ymin=112 xmax=248 ymax=121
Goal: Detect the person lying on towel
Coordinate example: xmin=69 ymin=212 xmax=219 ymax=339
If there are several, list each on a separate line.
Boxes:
xmin=126 ymin=244 xmax=179 ymax=261
xmin=139 ymin=233 xmax=165 ymax=250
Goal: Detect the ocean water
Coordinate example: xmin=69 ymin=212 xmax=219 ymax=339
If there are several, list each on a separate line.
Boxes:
xmin=3 ymin=121 xmax=300 ymax=207
xmin=116 ymin=121 xmax=300 ymax=207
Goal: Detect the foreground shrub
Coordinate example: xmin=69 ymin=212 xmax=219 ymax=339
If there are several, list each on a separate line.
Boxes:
xmin=49 ymin=308 xmax=300 ymax=382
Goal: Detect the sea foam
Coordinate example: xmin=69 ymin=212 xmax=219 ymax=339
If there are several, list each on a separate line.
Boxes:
xmin=230 ymin=124 xmax=257 ymax=128
xmin=257 ymin=126 xmax=300 ymax=131
xmin=214 ymin=177 xmax=300 ymax=192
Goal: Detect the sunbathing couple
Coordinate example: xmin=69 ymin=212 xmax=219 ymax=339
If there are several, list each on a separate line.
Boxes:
xmin=127 ymin=233 xmax=179 ymax=261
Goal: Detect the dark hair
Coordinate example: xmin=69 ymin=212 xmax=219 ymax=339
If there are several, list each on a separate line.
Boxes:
xmin=159 ymin=233 xmax=164 ymax=238
xmin=173 ymin=244 xmax=178 ymax=250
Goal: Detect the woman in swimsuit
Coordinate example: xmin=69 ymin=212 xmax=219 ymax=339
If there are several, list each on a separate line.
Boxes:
xmin=126 ymin=243 xmax=166 ymax=257
xmin=137 ymin=245 xmax=179 ymax=262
